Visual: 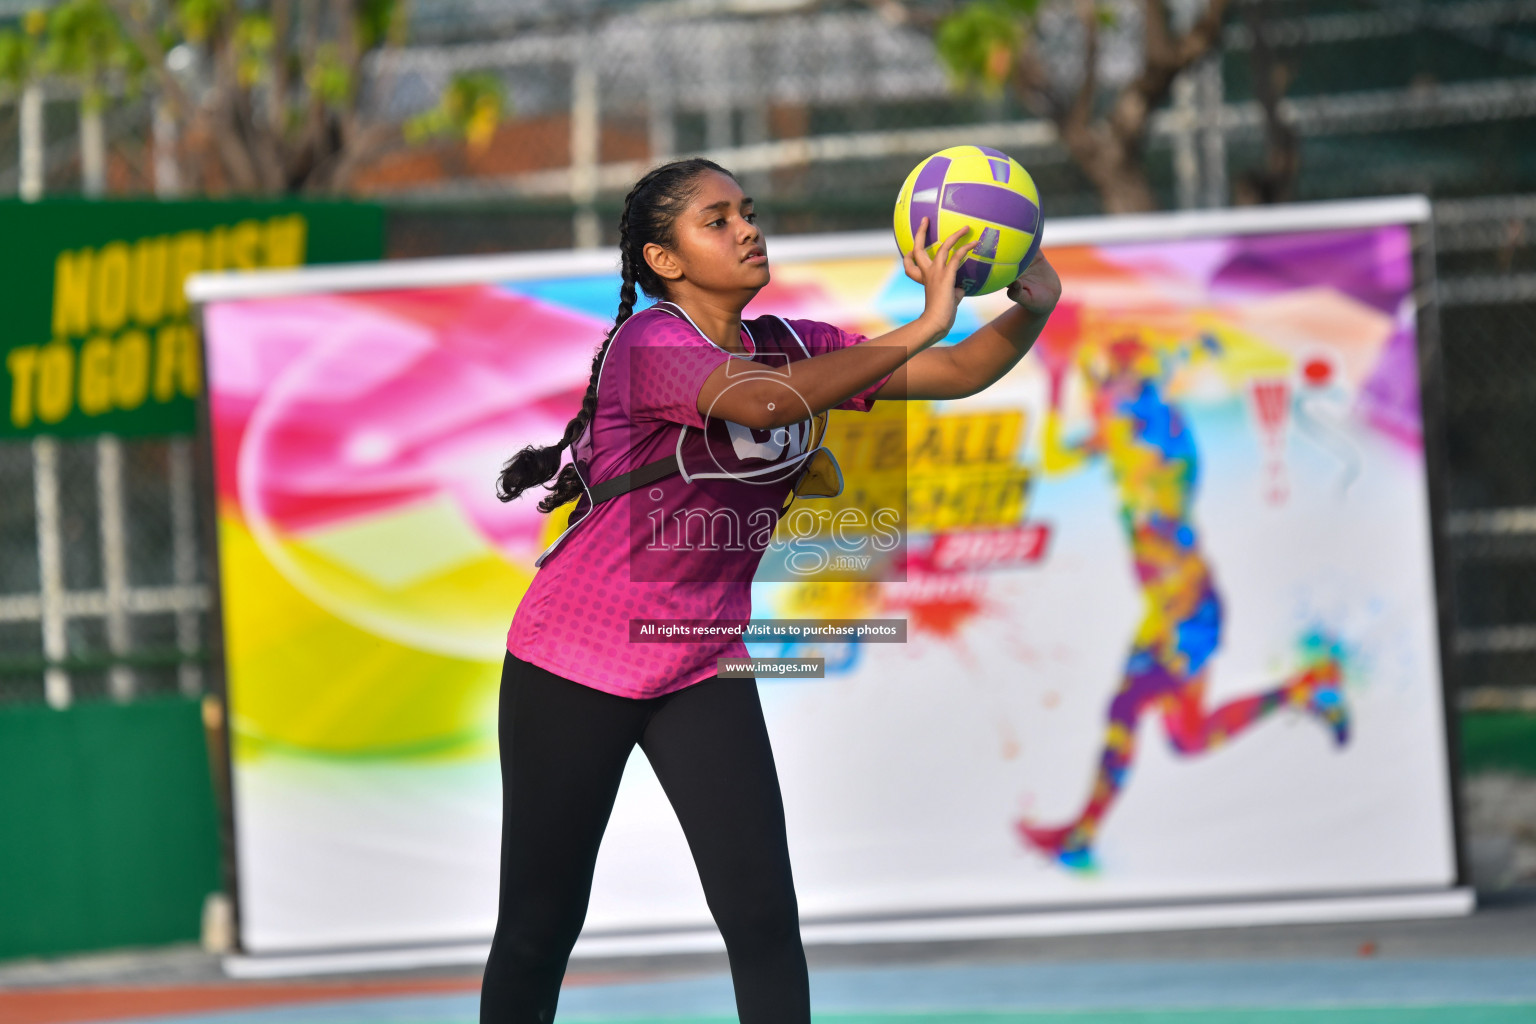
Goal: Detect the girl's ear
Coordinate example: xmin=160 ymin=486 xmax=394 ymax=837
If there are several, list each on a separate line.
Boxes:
xmin=644 ymin=241 xmax=684 ymax=283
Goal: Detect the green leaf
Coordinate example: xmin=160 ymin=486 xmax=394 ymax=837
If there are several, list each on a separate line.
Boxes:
xmin=233 ymin=13 xmax=273 ymax=87
xmin=306 ymin=43 xmax=354 ymax=105
xmin=175 ymin=0 xmax=229 ymax=45
xmin=40 ymin=0 xmax=136 ymax=84
xmin=404 ymin=71 xmax=508 ymax=149
xmin=0 ymin=29 xmax=35 ymax=86
xmin=936 ymin=1 xmax=1027 ymax=94
xmin=358 ymin=0 xmax=405 ymax=51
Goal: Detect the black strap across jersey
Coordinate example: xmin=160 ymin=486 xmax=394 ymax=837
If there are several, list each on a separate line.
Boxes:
xmin=585 ymin=453 xmax=684 ymax=505
xmin=583 ymin=303 xmax=814 ymax=508
xmin=584 ymin=444 xmax=815 ymax=507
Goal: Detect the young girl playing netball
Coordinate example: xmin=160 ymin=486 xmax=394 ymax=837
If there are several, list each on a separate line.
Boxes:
xmin=484 ymin=157 xmax=1060 ymax=1023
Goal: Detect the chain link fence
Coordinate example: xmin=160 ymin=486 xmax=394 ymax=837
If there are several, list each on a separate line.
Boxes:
xmin=1437 ymin=195 xmax=1536 ymax=702
xmin=0 ymin=193 xmax=1530 ymax=710
xmin=4 ymin=0 xmax=1536 ymax=206
xmin=0 ymin=436 xmax=209 ymax=708
xmin=0 ymin=0 xmax=1534 ymax=708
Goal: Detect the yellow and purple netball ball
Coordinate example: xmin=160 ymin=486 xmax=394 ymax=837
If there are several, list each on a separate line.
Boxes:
xmin=894 ymin=145 xmax=1043 ymax=297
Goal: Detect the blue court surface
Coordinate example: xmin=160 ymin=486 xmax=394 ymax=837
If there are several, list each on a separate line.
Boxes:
xmin=26 ymin=956 xmax=1536 ymax=1024
xmin=549 ymin=958 xmax=1536 ymax=1022
xmin=7 ymin=898 xmax=1536 ymax=1024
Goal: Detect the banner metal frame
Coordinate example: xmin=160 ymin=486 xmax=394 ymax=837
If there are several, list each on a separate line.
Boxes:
xmin=192 ymin=193 xmax=1468 ymax=970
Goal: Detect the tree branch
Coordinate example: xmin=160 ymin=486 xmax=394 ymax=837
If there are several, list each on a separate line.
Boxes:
xmin=317 ymin=117 xmax=401 ymax=193
xmin=1237 ymin=0 xmax=1297 ymax=202
xmin=104 ymin=0 xmax=193 ymax=120
xmin=268 ymin=0 xmax=291 ymax=142
xmin=205 ymin=6 xmax=264 ymax=192
xmin=1111 ymin=0 xmax=1230 ymax=143
xmin=332 ymin=0 xmax=361 ymax=142
xmin=1010 ymin=37 xmax=1060 ymax=121
xmin=1142 ymin=0 xmax=1176 ymax=70
xmin=295 ymin=0 xmax=327 ymax=162
xmin=1144 ymin=0 xmax=1231 ymax=80
xmin=1064 ymin=0 xmax=1099 ymax=134
xmin=1173 ymin=0 xmax=1232 ymax=69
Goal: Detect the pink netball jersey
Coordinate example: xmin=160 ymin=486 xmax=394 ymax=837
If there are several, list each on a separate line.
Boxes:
xmin=506 ymin=301 xmax=891 ymax=698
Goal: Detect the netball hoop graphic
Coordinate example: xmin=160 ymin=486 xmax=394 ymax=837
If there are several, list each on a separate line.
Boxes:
xmin=1248 ymin=376 xmax=1292 ymax=506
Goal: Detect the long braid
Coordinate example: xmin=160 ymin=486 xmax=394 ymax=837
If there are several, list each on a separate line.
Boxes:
xmin=527 ymin=220 xmax=640 ymax=512
xmin=495 ymin=158 xmax=735 ymax=511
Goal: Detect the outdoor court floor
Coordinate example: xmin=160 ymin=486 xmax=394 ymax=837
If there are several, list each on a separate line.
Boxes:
xmin=5 ymin=890 xmax=1535 ymax=1024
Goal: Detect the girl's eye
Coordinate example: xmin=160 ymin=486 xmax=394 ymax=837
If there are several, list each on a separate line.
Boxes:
xmin=745 ymin=212 xmax=757 ymax=223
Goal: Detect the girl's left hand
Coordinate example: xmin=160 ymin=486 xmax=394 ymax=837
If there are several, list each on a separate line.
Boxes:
xmin=903 ymin=218 xmax=978 ymax=340
xmin=1007 ymin=251 xmax=1062 ymax=319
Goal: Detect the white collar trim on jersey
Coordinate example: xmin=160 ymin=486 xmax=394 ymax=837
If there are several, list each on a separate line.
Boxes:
xmin=533 ymin=303 xmax=822 ymax=566
xmin=653 ymin=300 xmax=759 ymax=358
xmin=665 ymin=307 xmax=821 ymax=484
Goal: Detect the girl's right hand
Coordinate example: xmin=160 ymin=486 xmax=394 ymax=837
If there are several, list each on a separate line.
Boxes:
xmin=903 ymin=218 xmax=978 ymax=342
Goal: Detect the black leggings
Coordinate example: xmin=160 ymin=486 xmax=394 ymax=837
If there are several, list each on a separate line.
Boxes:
xmin=479 ymin=653 xmax=810 ymax=1024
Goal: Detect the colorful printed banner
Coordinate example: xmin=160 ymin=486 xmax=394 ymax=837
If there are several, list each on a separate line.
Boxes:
xmin=203 ymin=203 xmax=1458 ymax=954
xmin=0 ymin=199 xmax=384 ymax=438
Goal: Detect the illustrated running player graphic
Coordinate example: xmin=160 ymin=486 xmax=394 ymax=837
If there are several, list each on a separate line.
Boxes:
xmin=1017 ymin=317 xmax=1350 ymax=872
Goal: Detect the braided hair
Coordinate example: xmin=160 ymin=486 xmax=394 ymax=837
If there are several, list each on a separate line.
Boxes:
xmin=496 ymin=158 xmax=737 ymax=511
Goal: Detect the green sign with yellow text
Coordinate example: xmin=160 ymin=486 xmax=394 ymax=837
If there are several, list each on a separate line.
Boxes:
xmin=1 ymin=199 xmax=384 ymax=438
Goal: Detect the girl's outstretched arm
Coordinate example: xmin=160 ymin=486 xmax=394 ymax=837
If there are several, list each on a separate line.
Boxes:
xmin=699 ymin=219 xmax=977 ymax=429
xmin=873 ymin=252 xmax=1062 ymax=402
